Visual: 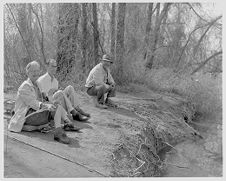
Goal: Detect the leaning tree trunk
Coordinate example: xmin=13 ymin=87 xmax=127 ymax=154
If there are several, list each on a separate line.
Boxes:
xmin=143 ymin=3 xmax=153 ymax=60
xmin=82 ymin=3 xmax=88 ymax=72
xmin=146 ymin=3 xmax=171 ymax=70
xmin=111 ymin=3 xmax=116 ymax=61
xmin=92 ymin=3 xmax=99 ymax=65
xmin=115 ymin=3 xmax=126 ymax=85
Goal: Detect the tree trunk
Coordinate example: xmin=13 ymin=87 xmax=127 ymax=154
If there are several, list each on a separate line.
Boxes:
xmin=82 ymin=3 xmax=88 ymax=71
xmin=143 ymin=3 xmax=153 ymax=60
xmin=115 ymin=3 xmax=126 ymax=85
xmin=146 ymin=3 xmax=171 ymax=70
xmin=27 ymin=4 xmax=35 ymax=61
xmin=57 ymin=3 xmax=80 ymax=79
xmin=6 ymin=4 xmax=31 ymax=62
xmin=92 ymin=3 xmax=99 ymax=65
xmin=110 ymin=3 xmax=116 ymax=61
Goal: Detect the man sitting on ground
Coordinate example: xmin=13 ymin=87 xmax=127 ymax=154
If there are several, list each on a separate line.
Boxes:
xmin=8 ymin=61 xmax=75 ymax=144
xmin=37 ymin=58 xmax=90 ymax=121
xmin=85 ymin=54 xmax=117 ymax=109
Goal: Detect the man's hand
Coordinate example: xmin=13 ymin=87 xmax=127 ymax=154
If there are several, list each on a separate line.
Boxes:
xmin=42 ymin=103 xmax=56 ymax=111
xmin=105 ymin=83 xmax=115 ymax=91
xmin=110 ymin=83 xmax=115 ymax=89
xmin=41 ymin=92 xmax=49 ymax=102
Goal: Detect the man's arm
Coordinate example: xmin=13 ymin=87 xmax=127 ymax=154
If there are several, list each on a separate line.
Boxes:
xmin=18 ymin=84 xmax=42 ymax=110
xmin=107 ymin=70 xmax=115 ymax=85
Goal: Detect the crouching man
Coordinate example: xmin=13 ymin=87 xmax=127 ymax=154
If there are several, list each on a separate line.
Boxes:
xmin=85 ymin=54 xmax=117 ymax=109
xmin=8 ymin=61 xmax=74 ymax=144
xmin=37 ymin=59 xmax=90 ymax=122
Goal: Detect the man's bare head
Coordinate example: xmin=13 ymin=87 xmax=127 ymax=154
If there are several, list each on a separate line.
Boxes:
xmin=46 ymin=59 xmax=57 ymax=76
xmin=26 ymin=61 xmax=40 ymax=83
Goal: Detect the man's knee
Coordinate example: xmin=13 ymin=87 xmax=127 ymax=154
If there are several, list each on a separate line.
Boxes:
xmin=97 ymin=85 xmax=107 ymax=93
xmin=66 ymin=85 xmax=74 ymax=94
xmin=53 ymin=90 xmax=64 ymax=99
xmin=56 ymin=104 xmax=65 ymax=113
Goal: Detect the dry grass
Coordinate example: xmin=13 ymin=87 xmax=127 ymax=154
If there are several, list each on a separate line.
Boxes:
xmin=123 ymin=55 xmax=222 ymax=120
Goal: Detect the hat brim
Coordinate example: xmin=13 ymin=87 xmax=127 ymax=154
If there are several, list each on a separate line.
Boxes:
xmin=102 ymin=58 xmax=113 ymax=63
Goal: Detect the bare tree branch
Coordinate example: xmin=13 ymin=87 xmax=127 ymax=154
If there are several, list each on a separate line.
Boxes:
xmin=191 ymin=51 xmax=222 ymax=75
xmin=6 ymin=4 xmax=32 ymax=61
xmin=186 ymin=3 xmax=221 ymax=29
xmin=175 ymin=23 xmax=210 ymax=69
xmin=193 ymin=15 xmax=222 ymax=56
xmin=30 ymin=4 xmax=46 ymax=64
xmin=186 ymin=3 xmax=208 ymax=22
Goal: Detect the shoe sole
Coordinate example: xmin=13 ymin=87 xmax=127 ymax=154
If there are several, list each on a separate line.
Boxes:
xmin=54 ymin=137 xmax=70 ymax=144
xmin=95 ymin=105 xmax=108 ymax=109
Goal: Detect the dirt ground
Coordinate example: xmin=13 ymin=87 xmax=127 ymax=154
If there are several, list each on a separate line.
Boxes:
xmin=3 ymin=89 xmax=222 ymax=177
xmin=4 ymin=136 xmax=101 ymax=178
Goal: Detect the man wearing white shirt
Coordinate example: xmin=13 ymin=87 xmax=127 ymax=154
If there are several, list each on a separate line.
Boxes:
xmin=37 ymin=59 xmax=90 ymax=122
xmin=85 ymin=54 xmax=117 ymax=109
xmin=8 ymin=61 xmax=73 ymax=144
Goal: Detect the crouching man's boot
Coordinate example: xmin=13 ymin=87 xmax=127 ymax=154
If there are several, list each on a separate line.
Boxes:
xmin=54 ymin=127 xmax=70 ymax=144
xmin=70 ymin=109 xmax=89 ymax=122
xmin=92 ymin=97 xmax=107 ymax=109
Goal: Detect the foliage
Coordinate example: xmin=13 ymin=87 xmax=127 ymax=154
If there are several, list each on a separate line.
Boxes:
xmin=4 ymin=3 xmax=222 ymax=101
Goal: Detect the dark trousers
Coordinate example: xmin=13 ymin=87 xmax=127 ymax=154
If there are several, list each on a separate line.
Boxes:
xmin=87 ymin=85 xmax=116 ymax=104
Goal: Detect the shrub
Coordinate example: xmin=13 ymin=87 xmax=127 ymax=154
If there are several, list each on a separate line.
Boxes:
xmin=123 ymin=57 xmax=222 ymax=120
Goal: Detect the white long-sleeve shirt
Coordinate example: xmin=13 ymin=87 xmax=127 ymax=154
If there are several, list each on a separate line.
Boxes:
xmin=37 ymin=72 xmax=58 ymax=101
xmin=85 ymin=63 xmax=115 ymax=88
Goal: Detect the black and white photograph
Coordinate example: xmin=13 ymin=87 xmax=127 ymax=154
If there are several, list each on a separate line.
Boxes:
xmin=2 ymin=0 xmax=223 ymax=179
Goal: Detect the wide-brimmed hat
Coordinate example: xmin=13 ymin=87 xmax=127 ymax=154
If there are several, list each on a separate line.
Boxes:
xmin=102 ymin=54 xmax=113 ymax=63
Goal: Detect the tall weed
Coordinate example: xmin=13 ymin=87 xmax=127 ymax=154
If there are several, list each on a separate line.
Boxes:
xmin=124 ymin=58 xmax=222 ymax=119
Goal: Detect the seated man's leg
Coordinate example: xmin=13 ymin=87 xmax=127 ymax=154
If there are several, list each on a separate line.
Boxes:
xmin=53 ymin=86 xmax=87 ymax=122
xmin=63 ymin=85 xmax=90 ymax=118
xmin=53 ymin=90 xmax=73 ymax=113
xmin=53 ymin=105 xmax=70 ymax=144
xmin=63 ymin=85 xmax=80 ymax=108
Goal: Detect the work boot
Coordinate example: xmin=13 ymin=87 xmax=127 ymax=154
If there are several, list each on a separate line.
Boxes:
xmin=70 ymin=109 xmax=89 ymax=122
xmin=54 ymin=127 xmax=70 ymax=144
xmin=75 ymin=106 xmax=91 ymax=118
xmin=63 ymin=122 xmax=81 ymax=131
xmin=92 ymin=97 xmax=107 ymax=109
xmin=105 ymin=98 xmax=117 ymax=108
